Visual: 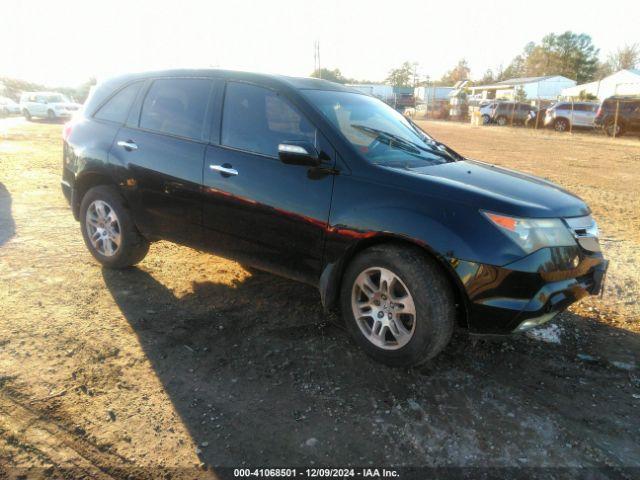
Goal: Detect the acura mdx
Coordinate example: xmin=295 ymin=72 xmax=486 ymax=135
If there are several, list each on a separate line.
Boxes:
xmin=61 ymin=69 xmax=608 ymax=366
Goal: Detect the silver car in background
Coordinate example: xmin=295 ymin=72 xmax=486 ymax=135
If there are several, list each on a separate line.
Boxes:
xmin=544 ymin=102 xmax=599 ymax=132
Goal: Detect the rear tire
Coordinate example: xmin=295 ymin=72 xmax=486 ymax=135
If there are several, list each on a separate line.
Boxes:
xmin=47 ymin=109 xmax=55 ymax=120
xmin=496 ymin=115 xmax=507 ymax=126
xmin=340 ymin=244 xmax=455 ymax=367
xmin=23 ymin=109 xmax=32 ymax=121
xmin=79 ymin=185 xmax=149 ymax=268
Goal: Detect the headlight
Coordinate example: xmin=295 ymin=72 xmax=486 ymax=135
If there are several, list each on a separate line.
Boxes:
xmin=483 ymin=211 xmax=576 ymax=254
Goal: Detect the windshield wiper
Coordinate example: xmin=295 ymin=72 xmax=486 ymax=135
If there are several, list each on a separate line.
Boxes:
xmin=350 ymin=124 xmax=422 ymax=155
xmin=351 ymin=123 xmax=456 ymax=161
xmin=405 ymin=118 xmax=464 ymax=161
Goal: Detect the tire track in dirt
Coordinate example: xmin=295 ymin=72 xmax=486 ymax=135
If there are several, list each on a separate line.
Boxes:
xmin=0 ymin=390 xmax=144 ymax=479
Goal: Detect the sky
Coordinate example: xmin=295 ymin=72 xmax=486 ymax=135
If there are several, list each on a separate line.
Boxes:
xmin=1 ymin=0 xmax=639 ymax=87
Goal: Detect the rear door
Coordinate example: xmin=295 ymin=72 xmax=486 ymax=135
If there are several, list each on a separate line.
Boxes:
xmin=110 ymin=77 xmax=215 ymax=246
xmin=572 ymin=104 xmax=588 ymax=127
xmin=201 ymin=81 xmax=335 ymax=284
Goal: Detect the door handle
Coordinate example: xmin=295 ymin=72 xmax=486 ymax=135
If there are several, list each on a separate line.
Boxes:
xmin=117 ymin=140 xmax=138 ymax=151
xmin=209 ymin=164 xmax=238 ymax=176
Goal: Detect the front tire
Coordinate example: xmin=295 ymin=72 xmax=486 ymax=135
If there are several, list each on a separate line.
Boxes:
xmin=47 ymin=109 xmax=55 ymax=120
xmin=604 ymin=120 xmax=625 ymax=137
xmin=79 ymin=185 xmax=149 ymax=268
xmin=554 ymin=118 xmax=569 ymax=132
xmin=340 ymin=245 xmax=455 ymax=367
xmin=481 ymin=114 xmax=490 ymax=125
xmin=23 ymin=109 xmax=32 ymax=121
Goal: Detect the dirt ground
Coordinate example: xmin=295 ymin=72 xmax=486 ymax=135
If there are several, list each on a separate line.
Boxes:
xmin=1 ymin=118 xmax=639 ymax=479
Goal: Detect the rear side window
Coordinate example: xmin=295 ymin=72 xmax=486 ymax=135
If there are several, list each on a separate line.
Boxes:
xmin=139 ymin=78 xmax=212 ymax=141
xmin=94 ymin=82 xmax=142 ymax=123
xmin=221 ymin=82 xmax=316 ymax=157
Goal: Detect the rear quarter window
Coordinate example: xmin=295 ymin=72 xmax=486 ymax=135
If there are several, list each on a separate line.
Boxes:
xmin=94 ymin=82 xmax=142 ymax=124
xmin=139 ymin=78 xmax=213 ymax=141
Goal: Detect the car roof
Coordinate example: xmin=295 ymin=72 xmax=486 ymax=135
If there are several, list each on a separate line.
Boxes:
xmin=102 ymin=68 xmax=358 ymax=93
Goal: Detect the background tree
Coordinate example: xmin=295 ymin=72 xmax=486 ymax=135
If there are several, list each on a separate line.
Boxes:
xmin=597 ymin=43 xmax=640 ymax=78
xmin=386 ymin=61 xmax=417 ymax=87
xmin=440 ymin=59 xmax=471 ymax=84
xmin=479 ymin=68 xmax=497 ymax=84
xmin=501 ymin=54 xmax=525 ymax=80
xmin=310 ymin=68 xmax=349 ymax=84
xmin=502 ymin=32 xmax=600 ymax=83
xmin=513 ymin=86 xmax=527 ymax=102
xmin=74 ymin=77 xmax=97 ymax=103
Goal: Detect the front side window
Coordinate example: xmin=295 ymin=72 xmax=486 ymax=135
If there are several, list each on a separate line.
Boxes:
xmin=139 ymin=78 xmax=212 ymax=140
xmin=221 ymin=82 xmax=316 ymax=157
xmin=303 ymin=89 xmax=457 ymax=167
xmin=94 ymin=82 xmax=141 ymax=123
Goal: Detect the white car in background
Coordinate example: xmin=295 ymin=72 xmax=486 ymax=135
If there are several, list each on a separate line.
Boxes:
xmin=19 ymin=92 xmax=81 ymax=121
xmin=0 ymin=97 xmax=21 ymax=117
xmin=479 ymin=101 xmax=497 ymax=124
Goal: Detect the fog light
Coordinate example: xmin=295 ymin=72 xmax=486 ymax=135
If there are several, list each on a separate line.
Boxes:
xmin=514 ymin=311 xmax=559 ymax=333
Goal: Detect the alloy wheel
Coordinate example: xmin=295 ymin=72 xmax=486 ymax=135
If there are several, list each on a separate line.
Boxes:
xmin=555 ymin=119 xmax=568 ymax=132
xmin=351 ymin=267 xmax=416 ymax=350
xmin=85 ymin=200 xmax=121 ymax=257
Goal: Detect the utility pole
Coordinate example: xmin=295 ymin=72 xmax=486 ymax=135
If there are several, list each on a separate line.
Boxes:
xmin=313 ymin=41 xmax=321 ymax=79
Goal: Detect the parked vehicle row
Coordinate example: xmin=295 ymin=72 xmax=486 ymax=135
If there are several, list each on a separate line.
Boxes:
xmin=477 ymin=97 xmax=640 ymax=137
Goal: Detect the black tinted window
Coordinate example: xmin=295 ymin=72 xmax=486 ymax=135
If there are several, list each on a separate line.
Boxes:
xmin=140 ymin=78 xmax=212 ymax=140
xmin=221 ymin=82 xmax=316 ymax=157
xmin=94 ymin=82 xmax=141 ymax=123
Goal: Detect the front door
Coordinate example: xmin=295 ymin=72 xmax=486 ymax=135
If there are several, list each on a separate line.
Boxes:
xmin=109 ymin=77 xmax=215 ymax=245
xmin=202 ymin=81 xmax=335 ymax=284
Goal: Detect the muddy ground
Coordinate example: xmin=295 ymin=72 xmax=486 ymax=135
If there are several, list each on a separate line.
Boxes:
xmin=0 ymin=118 xmax=639 ymax=479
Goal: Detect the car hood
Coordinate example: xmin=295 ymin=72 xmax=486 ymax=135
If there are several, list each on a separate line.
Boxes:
xmin=397 ymin=159 xmax=590 ymax=218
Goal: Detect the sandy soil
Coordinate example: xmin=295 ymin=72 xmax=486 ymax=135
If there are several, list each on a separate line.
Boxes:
xmin=0 ymin=118 xmax=639 ymax=479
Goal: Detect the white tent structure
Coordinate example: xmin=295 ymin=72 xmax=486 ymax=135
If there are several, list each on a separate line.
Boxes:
xmin=561 ymin=69 xmax=640 ymax=100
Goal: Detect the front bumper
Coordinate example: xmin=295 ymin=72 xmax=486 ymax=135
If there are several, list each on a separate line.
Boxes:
xmin=450 ymin=246 xmax=608 ymax=334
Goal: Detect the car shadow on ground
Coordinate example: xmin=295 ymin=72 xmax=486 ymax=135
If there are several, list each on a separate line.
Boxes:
xmin=0 ymin=182 xmax=15 ymax=247
xmin=102 ymin=266 xmax=640 ymax=474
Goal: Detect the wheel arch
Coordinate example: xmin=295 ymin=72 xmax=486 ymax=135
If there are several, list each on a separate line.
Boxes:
xmin=72 ymin=171 xmax=119 ymax=220
xmin=320 ymin=234 xmax=470 ymax=329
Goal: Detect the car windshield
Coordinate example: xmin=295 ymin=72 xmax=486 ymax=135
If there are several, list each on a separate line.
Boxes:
xmin=303 ymin=90 xmax=459 ymax=167
xmin=45 ymin=94 xmax=70 ymax=103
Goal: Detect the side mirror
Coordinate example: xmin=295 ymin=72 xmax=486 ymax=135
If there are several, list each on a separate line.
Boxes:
xmin=278 ymin=141 xmax=320 ymax=167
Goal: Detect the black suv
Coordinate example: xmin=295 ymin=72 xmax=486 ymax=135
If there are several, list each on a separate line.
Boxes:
xmin=61 ymin=69 xmax=607 ymax=366
xmin=491 ymin=101 xmax=536 ymax=126
xmin=594 ymin=96 xmax=640 ymax=137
